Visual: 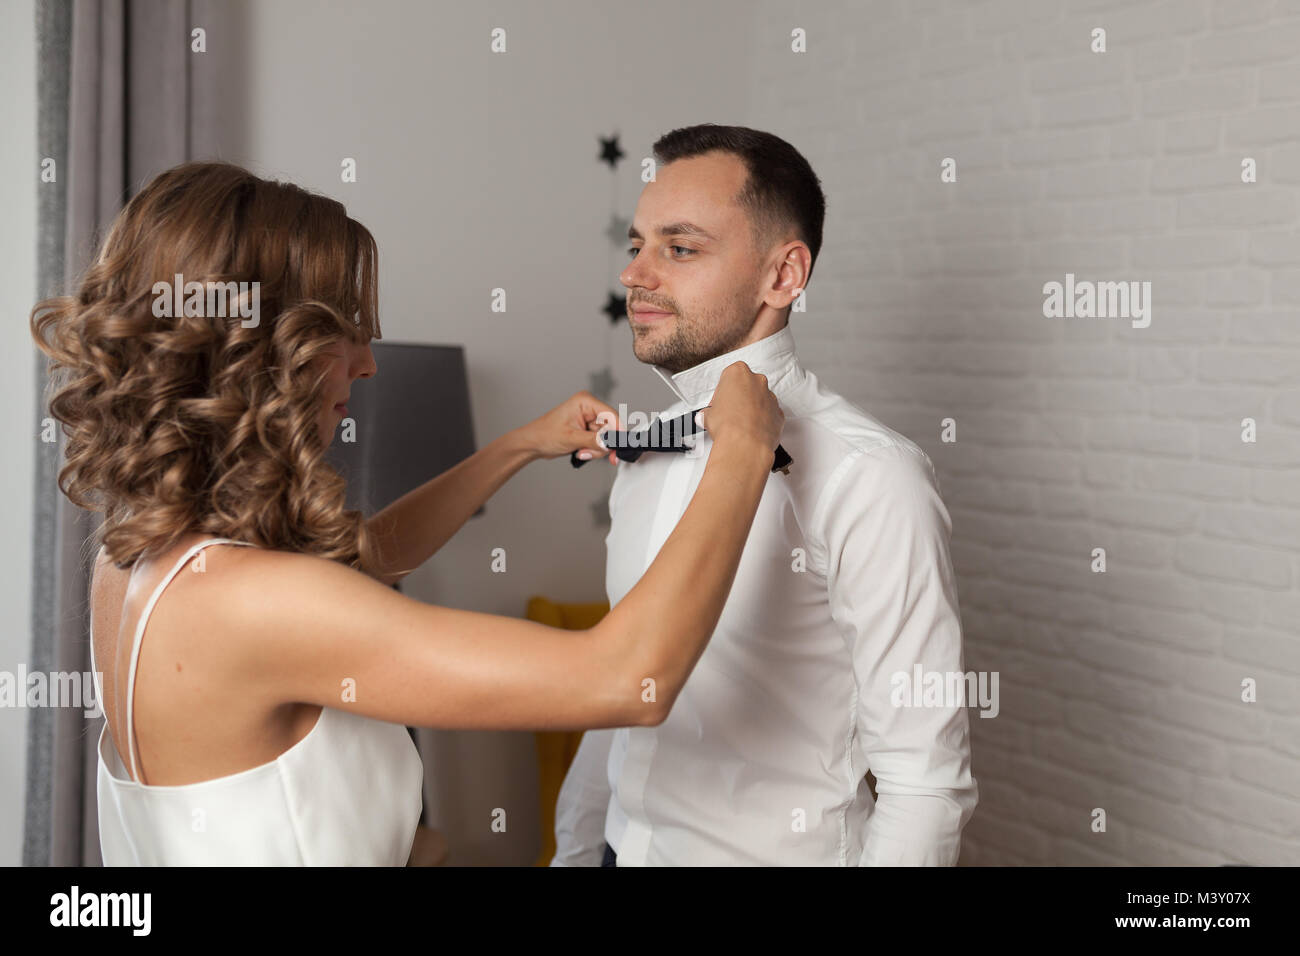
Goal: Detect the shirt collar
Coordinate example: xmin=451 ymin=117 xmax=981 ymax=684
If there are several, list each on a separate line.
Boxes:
xmin=651 ymin=324 xmax=803 ymax=408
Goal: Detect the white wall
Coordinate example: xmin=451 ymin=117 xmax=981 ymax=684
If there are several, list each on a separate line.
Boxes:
xmin=749 ymin=0 xmax=1300 ymax=864
xmin=0 ymin=0 xmax=37 ymax=867
xmin=211 ymin=0 xmax=754 ymax=864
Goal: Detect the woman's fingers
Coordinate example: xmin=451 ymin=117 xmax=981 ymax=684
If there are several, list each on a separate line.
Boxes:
xmin=570 ymin=391 xmax=621 ymax=464
xmin=565 ymin=390 xmax=617 ymax=428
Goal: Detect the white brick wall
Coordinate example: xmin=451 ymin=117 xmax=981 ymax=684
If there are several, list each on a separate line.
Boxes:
xmin=752 ymin=0 xmax=1299 ymax=865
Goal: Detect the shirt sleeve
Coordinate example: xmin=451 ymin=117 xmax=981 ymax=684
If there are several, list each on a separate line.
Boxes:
xmin=818 ymin=442 xmax=979 ymax=866
xmin=549 ymin=727 xmax=615 ymax=866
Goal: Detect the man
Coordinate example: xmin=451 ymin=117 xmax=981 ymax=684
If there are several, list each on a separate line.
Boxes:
xmin=552 ymin=124 xmax=977 ymax=866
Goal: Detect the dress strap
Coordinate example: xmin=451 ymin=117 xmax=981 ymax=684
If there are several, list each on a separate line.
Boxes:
xmin=124 ymin=537 xmax=254 ymax=783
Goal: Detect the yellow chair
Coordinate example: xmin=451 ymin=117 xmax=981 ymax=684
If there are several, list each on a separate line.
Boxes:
xmin=526 ymin=595 xmax=610 ymax=867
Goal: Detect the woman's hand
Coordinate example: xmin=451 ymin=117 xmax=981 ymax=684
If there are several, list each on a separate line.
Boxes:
xmin=517 ymin=391 xmax=623 ymax=464
xmin=697 ymin=362 xmax=784 ymax=454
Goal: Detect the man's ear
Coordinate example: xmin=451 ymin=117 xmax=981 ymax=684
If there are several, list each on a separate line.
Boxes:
xmin=763 ymin=241 xmax=811 ymax=311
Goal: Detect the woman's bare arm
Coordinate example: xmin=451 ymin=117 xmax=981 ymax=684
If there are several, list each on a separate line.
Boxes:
xmin=235 ymin=364 xmax=780 ymax=731
xmin=365 ymin=392 xmax=619 ymax=586
xmin=364 ymin=429 xmax=538 ymax=587
xmin=229 ymin=549 xmax=646 ymax=731
xmin=233 ymin=433 xmax=771 ymax=731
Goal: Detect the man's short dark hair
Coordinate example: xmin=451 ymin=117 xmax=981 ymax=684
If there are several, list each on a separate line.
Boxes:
xmin=652 ymin=124 xmax=826 ymax=279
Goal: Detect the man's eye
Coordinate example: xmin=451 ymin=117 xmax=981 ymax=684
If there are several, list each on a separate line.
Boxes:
xmin=626 ymin=245 xmax=694 ymax=258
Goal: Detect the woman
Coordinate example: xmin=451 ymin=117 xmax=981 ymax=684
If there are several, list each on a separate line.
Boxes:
xmin=30 ymin=161 xmax=783 ymax=865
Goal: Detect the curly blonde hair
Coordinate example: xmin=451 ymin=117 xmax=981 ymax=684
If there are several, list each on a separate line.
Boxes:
xmin=31 ymin=160 xmax=383 ymax=574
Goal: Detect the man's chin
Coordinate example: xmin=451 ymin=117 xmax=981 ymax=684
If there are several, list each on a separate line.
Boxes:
xmin=632 ymin=341 xmax=674 ymax=368
xmin=631 ymin=325 xmax=668 ymax=357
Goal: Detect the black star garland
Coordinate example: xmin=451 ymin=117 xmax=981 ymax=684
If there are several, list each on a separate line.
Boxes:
xmin=591 ymin=132 xmax=628 ymax=405
xmin=598 ymin=133 xmax=625 ymax=169
xmin=601 ymin=291 xmax=626 ymax=325
xmin=587 ymin=367 xmax=616 ymax=399
xmin=583 ymin=131 xmax=635 ymax=525
xmin=604 ymin=212 xmax=630 ymax=246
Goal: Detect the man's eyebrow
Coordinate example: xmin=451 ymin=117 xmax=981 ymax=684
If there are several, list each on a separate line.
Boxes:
xmin=627 ymin=222 xmax=718 ymax=241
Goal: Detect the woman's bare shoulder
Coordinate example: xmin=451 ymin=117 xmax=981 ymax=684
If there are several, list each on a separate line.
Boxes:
xmin=166 ymin=542 xmax=403 ymax=688
xmin=164 ymin=541 xmax=372 ymax=621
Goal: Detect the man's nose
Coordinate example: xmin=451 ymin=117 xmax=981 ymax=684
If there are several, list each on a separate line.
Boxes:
xmin=620 ymin=253 xmax=658 ymax=291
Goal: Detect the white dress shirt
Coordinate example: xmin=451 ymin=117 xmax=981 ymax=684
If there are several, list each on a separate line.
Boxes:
xmin=552 ymin=325 xmax=978 ymax=866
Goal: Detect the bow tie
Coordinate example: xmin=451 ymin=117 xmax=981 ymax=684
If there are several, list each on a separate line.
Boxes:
xmin=570 ymin=407 xmax=792 ymax=475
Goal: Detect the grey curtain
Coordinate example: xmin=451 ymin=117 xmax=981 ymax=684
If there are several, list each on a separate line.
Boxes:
xmin=26 ymin=0 xmax=221 ymax=867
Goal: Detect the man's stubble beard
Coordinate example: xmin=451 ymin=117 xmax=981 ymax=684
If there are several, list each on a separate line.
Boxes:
xmin=630 ymin=289 xmax=757 ymax=374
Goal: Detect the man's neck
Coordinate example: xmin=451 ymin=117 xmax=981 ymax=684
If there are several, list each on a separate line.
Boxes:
xmin=650 ymin=322 xmax=799 ymax=408
xmin=732 ymin=311 xmax=789 ymax=352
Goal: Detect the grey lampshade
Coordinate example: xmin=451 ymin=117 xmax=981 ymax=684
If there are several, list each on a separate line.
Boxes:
xmin=323 ymin=342 xmax=477 ymax=515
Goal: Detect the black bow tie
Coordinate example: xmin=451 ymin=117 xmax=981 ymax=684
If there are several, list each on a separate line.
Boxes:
xmin=570 ymin=407 xmax=792 ymax=475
